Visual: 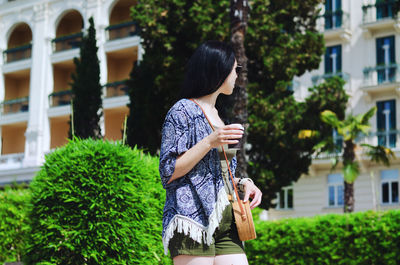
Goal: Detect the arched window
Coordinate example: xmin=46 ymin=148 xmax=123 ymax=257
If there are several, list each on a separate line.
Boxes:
xmin=106 ymin=0 xmax=138 ymax=40
xmin=52 ymin=10 xmax=84 ymax=52
xmin=4 ymin=23 xmax=32 ymax=63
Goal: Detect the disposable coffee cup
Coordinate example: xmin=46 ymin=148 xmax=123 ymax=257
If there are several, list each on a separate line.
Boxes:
xmin=228 ymin=124 xmax=244 ymax=150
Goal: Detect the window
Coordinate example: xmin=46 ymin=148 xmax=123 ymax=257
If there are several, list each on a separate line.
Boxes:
xmin=276 ymin=186 xmax=293 ymax=210
xmin=376 ymin=36 xmax=396 ymax=84
xmin=333 ymin=129 xmax=343 ymax=153
xmin=376 ymin=0 xmax=394 ymax=20
xmin=381 ymin=169 xmax=399 ymax=204
xmin=324 ymin=0 xmax=342 ymax=29
xmin=328 ymin=174 xmax=344 ymax=207
xmin=325 ymin=45 xmax=342 ymax=74
xmin=376 ymin=99 xmax=396 ymax=148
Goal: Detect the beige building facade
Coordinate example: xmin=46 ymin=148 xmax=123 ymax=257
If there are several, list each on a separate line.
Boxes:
xmin=267 ymin=0 xmax=400 ymax=220
xmin=0 ymin=0 xmax=140 ymax=184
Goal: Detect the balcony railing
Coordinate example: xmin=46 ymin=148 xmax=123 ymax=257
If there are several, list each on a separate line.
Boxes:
xmin=104 ymin=80 xmax=129 ymax=98
xmin=320 ymin=10 xmax=350 ymax=30
xmin=105 ymin=21 xmax=139 ymax=40
xmin=362 ymin=0 xmax=397 ymax=24
xmin=0 ymin=97 xmax=29 ymax=114
xmin=311 ymin=72 xmax=350 ymax=86
xmin=49 ymin=90 xmax=74 ymax=107
xmin=52 ymin=32 xmax=83 ymax=52
xmin=314 ymin=130 xmax=400 ymax=160
xmin=363 ymin=64 xmax=400 ymax=86
xmin=3 ymin=43 xmax=32 ymax=63
xmin=0 ymin=153 xmax=24 ymax=170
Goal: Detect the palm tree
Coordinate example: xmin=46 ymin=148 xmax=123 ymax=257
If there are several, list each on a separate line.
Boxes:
xmin=315 ymin=107 xmax=395 ymax=212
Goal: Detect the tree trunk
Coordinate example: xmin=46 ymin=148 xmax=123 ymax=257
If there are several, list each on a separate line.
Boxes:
xmin=344 ymin=181 xmax=354 ymax=212
xmin=230 ymin=0 xmax=249 ymax=179
xmin=343 ymin=140 xmax=356 ymax=212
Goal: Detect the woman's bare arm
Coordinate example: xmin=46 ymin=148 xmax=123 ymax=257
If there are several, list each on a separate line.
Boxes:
xmin=167 ymin=124 xmax=243 ymax=184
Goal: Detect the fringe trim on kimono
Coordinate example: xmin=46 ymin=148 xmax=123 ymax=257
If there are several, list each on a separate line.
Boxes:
xmin=162 ymin=187 xmax=230 ymax=255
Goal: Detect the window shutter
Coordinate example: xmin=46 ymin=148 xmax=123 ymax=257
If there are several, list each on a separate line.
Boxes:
xmin=377 ymin=101 xmax=385 ymax=131
xmin=335 ymin=0 xmax=341 ymax=10
xmin=335 ymin=0 xmax=342 ymax=27
xmin=376 ymin=0 xmax=384 ymax=19
xmin=325 ymin=0 xmax=332 ymax=11
xmin=325 ymin=47 xmax=332 ymax=73
xmin=389 ymin=36 xmax=395 ymax=63
xmin=337 ymin=45 xmax=342 ymax=72
xmin=376 ymin=37 xmax=384 ymax=65
xmin=389 ymin=100 xmax=396 ymax=130
xmin=325 ymin=0 xmax=332 ymax=29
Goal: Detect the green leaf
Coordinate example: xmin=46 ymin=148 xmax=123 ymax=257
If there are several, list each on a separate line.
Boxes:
xmin=321 ymin=110 xmax=340 ymax=127
xmin=343 ymin=162 xmax=359 ymax=183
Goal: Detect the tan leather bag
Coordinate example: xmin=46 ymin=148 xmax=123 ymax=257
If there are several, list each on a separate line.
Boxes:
xmin=190 ymin=99 xmax=256 ymax=242
xmin=230 ymin=195 xmax=256 ymax=241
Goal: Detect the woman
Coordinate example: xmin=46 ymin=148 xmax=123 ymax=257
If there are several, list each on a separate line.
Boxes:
xmin=159 ymin=40 xmax=262 ymax=265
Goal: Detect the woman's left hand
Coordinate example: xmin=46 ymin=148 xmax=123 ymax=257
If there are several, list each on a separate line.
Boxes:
xmin=243 ymin=181 xmax=262 ymax=210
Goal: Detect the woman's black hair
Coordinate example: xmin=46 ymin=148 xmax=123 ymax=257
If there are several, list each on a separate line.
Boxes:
xmin=179 ymin=40 xmax=236 ymax=99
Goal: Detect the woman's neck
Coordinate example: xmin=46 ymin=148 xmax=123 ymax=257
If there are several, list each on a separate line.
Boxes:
xmin=195 ymin=92 xmax=219 ymax=110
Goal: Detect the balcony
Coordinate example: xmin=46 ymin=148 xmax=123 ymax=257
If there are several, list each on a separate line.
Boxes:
xmin=52 ymin=32 xmax=83 ymax=52
xmin=0 ymin=153 xmax=24 ymax=170
xmin=105 ymin=21 xmax=139 ymax=41
xmin=311 ymin=72 xmax=350 ymax=86
xmin=49 ymin=90 xmax=73 ymax=107
xmin=361 ymin=64 xmax=400 ymax=100
xmin=0 ymin=97 xmax=29 ymax=115
xmin=103 ymin=80 xmax=129 ymax=109
xmin=313 ymin=130 xmax=400 ymax=164
xmin=104 ymin=80 xmax=129 ymax=98
xmin=318 ymin=10 xmax=352 ymax=42
xmin=3 ymin=43 xmax=32 ymax=63
xmin=362 ymin=1 xmax=400 ymax=38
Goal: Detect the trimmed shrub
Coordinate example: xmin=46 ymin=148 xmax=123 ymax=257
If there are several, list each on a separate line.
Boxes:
xmin=24 ymin=139 xmax=171 ymax=264
xmin=0 ymin=186 xmax=31 ymax=264
xmin=247 ymin=210 xmax=400 ymax=264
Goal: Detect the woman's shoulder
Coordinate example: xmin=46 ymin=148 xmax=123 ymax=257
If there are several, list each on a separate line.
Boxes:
xmin=167 ymin=98 xmax=199 ymax=118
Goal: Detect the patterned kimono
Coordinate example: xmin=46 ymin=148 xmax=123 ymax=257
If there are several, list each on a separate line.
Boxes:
xmin=159 ymin=98 xmax=237 ymax=255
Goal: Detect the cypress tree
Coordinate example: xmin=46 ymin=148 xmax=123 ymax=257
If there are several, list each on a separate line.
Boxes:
xmin=69 ymin=17 xmax=103 ymax=139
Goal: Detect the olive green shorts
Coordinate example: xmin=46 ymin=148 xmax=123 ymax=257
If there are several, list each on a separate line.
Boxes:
xmin=168 ymin=203 xmax=245 ymax=259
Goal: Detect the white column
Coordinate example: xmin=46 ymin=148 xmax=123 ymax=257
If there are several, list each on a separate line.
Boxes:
xmin=0 ymin=48 xmax=4 ymax=155
xmin=98 ymin=26 xmax=108 ymax=138
xmin=23 ymin=3 xmax=51 ymax=167
xmin=0 ymin=17 xmax=5 ymax=127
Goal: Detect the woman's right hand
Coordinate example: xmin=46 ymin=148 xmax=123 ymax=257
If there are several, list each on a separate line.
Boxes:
xmin=206 ymin=124 xmax=244 ymax=149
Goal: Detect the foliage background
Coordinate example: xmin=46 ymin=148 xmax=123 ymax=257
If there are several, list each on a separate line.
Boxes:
xmin=127 ymin=0 xmax=349 ymax=208
xmin=246 ymin=209 xmax=400 ymax=264
xmin=0 ymin=186 xmax=30 ymax=264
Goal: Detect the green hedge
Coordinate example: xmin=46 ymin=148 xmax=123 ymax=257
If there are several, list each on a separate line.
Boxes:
xmin=0 ymin=186 xmax=31 ymax=264
xmin=24 ymin=139 xmax=171 ymax=265
xmin=4 ymin=139 xmax=400 ymax=264
xmin=247 ymin=209 xmax=400 ymax=264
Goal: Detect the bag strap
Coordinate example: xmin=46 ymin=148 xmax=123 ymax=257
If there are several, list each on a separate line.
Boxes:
xmin=190 ymin=98 xmax=247 ymax=221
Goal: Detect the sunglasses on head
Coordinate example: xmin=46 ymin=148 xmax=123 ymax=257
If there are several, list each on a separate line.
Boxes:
xmin=235 ymin=65 xmax=243 ymax=74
